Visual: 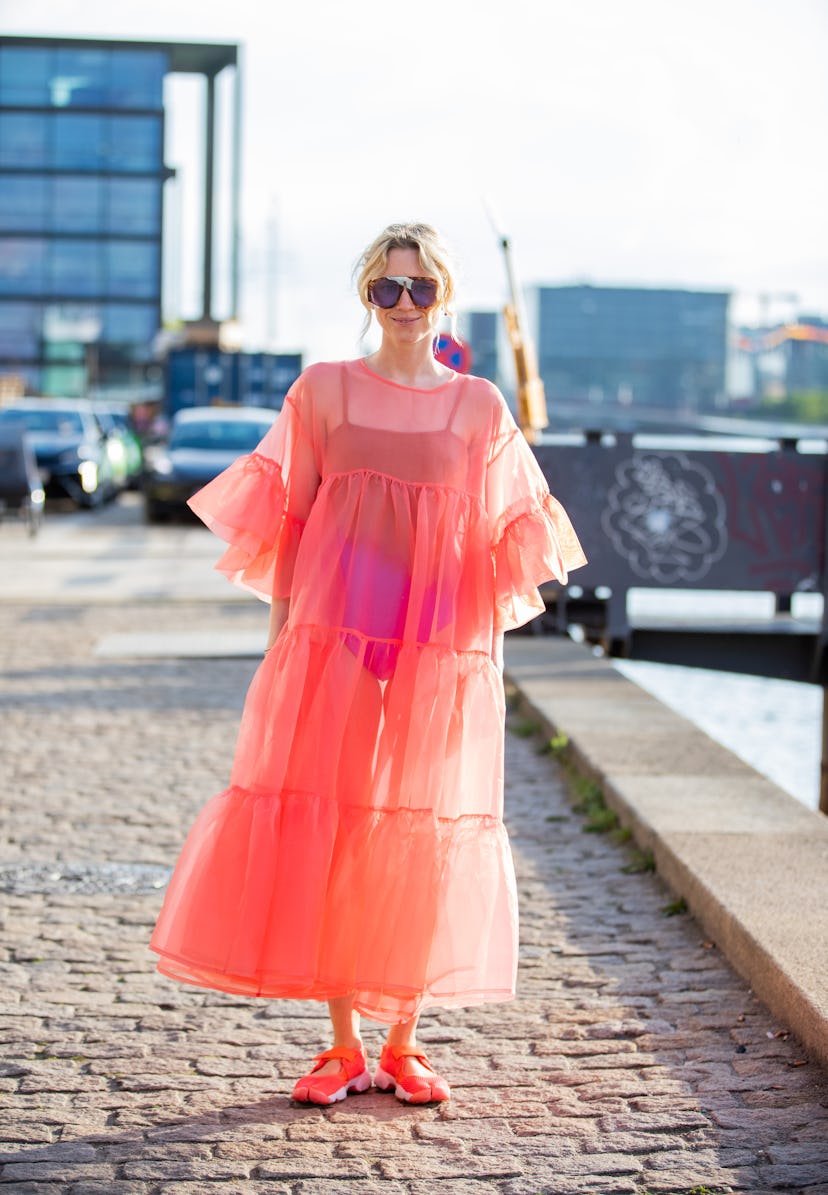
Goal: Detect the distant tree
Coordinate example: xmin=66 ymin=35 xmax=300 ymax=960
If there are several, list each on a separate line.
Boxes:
xmin=754 ymin=390 xmax=828 ymax=425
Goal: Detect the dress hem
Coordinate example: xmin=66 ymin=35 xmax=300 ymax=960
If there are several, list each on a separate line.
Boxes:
xmin=151 ymin=947 xmax=516 ymax=1024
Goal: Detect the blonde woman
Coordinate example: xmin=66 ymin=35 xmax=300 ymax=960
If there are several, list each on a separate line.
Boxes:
xmin=150 ymin=222 xmax=586 ymax=1104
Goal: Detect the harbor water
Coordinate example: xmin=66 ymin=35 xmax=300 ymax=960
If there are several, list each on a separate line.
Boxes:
xmin=611 ymin=590 xmax=823 ymax=812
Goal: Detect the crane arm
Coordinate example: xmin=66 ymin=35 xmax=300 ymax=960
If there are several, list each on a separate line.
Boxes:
xmin=495 ymin=232 xmax=548 ymax=442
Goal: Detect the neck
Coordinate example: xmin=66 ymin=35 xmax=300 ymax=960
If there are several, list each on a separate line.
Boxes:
xmin=368 ymin=339 xmax=450 ymax=388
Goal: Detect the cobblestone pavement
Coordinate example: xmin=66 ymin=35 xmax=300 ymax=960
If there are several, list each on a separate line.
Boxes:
xmin=2 ymin=600 xmax=828 ymax=1194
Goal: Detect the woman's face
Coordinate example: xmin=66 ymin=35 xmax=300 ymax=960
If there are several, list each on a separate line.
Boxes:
xmin=371 ymin=247 xmax=442 ymax=348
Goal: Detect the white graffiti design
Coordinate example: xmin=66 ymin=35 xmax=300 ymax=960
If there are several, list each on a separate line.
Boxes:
xmin=601 ymin=452 xmax=728 ymax=583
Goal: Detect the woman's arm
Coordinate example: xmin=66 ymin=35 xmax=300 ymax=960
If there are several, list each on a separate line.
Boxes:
xmin=265 ymin=596 xmax=291 ymax=652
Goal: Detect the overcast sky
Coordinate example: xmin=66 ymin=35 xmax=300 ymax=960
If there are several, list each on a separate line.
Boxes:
xmin=2 ymin=0 xmax=826 ymax=364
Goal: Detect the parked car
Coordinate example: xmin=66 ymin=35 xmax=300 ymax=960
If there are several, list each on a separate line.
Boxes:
xmin=0 ymin=399 xmax=117 ymax=508
xmin=0 ymin=423 xmax=45 ymax=535
xmin=142 ymin=405 xmax=277 ymax=523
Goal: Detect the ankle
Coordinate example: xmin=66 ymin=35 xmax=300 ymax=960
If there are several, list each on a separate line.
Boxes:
xmin=333 ymin=1037 xmax=363 ymax=1052
xmin=384 ymin=1036 xmax=416 ymax=1053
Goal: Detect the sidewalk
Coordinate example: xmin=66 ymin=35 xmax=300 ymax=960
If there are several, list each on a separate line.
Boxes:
xmin=2 ymin=599 xmax=828 ymax=1194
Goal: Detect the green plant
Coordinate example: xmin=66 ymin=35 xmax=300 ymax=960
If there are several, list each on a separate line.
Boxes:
xmin=511 ymin=718 xmax=541 ymax=739
xmin=623 ymin=848 xmax=656 ymax=875
xmin=547 ymin=732 xmax=569 ymax=755
xmin=584 ymin=804 xmax=619 ymax=834
xmin=662 ymin=897 xmax=688 ymax=917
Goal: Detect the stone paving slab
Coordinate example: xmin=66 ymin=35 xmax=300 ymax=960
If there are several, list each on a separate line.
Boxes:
xmin=1 ymin=601 xmax=828 ymax=1192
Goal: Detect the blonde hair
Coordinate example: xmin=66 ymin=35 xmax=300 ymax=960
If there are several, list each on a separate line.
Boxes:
xmin=355 ymin=222 xmax=459 ymax=341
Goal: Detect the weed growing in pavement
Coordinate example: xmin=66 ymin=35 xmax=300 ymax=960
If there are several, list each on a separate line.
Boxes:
xmin=623 ymin=848 xmax=656 ymax=874
xmin=512 ymin=718 xmax=542 ymax=738
xmin=662 ymin=896 xmax=689 ymax=917
xmin=508 ymin=717 xmax=674 ymax=889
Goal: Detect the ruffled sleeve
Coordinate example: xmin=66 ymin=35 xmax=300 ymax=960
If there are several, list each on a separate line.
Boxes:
xmin=486 ymin=394 xmax=587 ymax=632
xmin=187 ymin=378 xmax=321 ymax=601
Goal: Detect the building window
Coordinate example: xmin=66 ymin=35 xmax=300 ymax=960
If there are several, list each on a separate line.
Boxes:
xmin=106 ymin=241 xmax=158 ymax=299
xmin=52 ymin=176 xmax=103 ymax=232
xmin=0 ymin=239 xmax=46 ymax=294
xmin=42 ymin=364 xmax=87 ymax=397
xmin=0 ymin=113 xmax=49 ymax=168
xmin=108 ymin=115 xmax=162 ymax=172
xmin=0 ymin=176 xmax=48 ymax=232
xmin=0 ymin=300 xmax=40 ymax=358
xmin=50 ymin=113 xmax=162 ymax=172
xmin=109 ymin=51 xmax=166 ymax=110
xmin=0 ymin=46 xmax=167 ymax=111
xmin=103 ymin=302 xmax=158 ymax=345
xmin=53 ymin=48 xmax=110 ymax=107
xmin=106 ymin=178 xmax=160 ymax=234
xmin=50 ymin=240 xmax=103 ymax=297
xmin=53 ymin=113 xmax=106 ymax=171
xmin=0 ymin=48 xmax=52 ymax=106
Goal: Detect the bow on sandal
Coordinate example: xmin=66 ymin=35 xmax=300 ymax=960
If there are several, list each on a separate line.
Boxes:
xmin=374 ymin=1044 xmax=451 ymax=1103
xmin=292 ymin=1045 xmax=371 ymax=1105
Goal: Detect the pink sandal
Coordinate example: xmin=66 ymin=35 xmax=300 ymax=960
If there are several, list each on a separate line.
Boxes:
xmin=374 ymin=1044 xmax=451 ymax=1103
xmin=292 ymin=1045 xmax=371 ymax=1105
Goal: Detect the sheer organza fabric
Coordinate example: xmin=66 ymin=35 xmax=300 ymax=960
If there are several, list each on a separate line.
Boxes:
xmin=150 ymin=359 xmax=586 ymax=1023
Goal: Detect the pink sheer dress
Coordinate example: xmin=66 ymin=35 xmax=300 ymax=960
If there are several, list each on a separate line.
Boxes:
xmin=149 ymin=358 xmax=586 ymax=1023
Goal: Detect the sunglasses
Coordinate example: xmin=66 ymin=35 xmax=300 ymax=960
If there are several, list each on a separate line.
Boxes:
xmin=367 ymin=275 xmax=440 ymax=309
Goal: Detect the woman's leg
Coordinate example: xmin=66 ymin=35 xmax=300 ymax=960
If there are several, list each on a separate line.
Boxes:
xmin=385 ymin=1013 xmax=419 ymax=1050
xmin=383 ymin=1014 xmax=440 ymax=1081
xmin=307 ymin=995 xmax=362 ymax=1077
xmin=378 ymin=1013 xmax=451 ymax=1100
xmin=330 ymin=994 xmax=362 ymax=1048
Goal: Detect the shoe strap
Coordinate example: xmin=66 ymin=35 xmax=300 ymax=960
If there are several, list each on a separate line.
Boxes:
xmin=386 ymin=1044 xmax=434 ymax=1068
xmin=314 ymin=1045 xmax=363 ymax=1064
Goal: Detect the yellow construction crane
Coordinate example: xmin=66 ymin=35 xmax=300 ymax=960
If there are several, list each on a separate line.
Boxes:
xmin=486 ymin=205 xmax=549 ymax=442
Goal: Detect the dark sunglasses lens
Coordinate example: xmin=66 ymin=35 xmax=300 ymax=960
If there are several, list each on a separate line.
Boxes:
xmin=370 ymin=279 xmax=403 ymax=308
xmin=410 ymin=279 xmax=438 ymax=308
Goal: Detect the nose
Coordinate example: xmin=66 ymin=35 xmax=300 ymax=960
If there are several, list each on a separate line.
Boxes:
xmin=396 ymin=286 xmax=416 ymax=309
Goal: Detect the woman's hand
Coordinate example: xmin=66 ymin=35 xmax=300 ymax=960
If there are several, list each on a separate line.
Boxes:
xmin=265 ymin=597 xmax=291 ymax=653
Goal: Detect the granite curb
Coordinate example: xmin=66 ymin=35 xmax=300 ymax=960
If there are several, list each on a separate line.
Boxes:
xmin=504 ymin=633 xmax=828 ymax=1073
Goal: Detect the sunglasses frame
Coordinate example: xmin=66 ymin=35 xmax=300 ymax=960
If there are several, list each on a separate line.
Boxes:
xmin=368 ymin=275 xmax=440 ymax=310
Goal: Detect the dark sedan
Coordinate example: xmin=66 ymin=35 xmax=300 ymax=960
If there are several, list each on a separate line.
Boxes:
xmin=142 ymin=405 xmax=277 ymax=523
xmin=0 ymin=399 xmax=117 ymax=507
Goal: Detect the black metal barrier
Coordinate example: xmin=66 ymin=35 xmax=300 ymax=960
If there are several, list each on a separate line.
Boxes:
xmin=532 ymin=435 xmax=828 ymax=686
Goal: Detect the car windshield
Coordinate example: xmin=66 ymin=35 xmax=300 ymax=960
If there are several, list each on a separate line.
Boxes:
xmin=170 ymin=419 xmax=270 ymax=453
xmin=103 ymin=411 xmax=131 ymax=431
xmin=0 ymin=408 xmax=85 ymax=436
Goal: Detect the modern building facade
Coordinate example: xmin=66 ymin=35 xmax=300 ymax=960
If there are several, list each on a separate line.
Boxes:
xmin=528 ymin=284 xmax=729 ymax=414
xmin=0 ymin=36 xmax=239 ymax=397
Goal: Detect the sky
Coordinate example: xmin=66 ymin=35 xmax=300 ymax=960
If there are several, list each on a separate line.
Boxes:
xmin=2 ymin=0 xmax=827 ymax=364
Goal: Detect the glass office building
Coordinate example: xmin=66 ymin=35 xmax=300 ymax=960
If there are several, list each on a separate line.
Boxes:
xmin=460 ymin=310 xmax=500 ymax=385
xmin=529 ymin=284 xmax=729 ymax=413
xmin=0 ymin=37 xmax=238 ymax=397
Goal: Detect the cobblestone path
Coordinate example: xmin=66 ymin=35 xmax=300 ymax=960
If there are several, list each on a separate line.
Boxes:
xmin=1 ymin=601 xmax=827 ymax=1194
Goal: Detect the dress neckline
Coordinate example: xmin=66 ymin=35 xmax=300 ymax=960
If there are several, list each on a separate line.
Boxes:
xmin=357 ymin=357 xmax=458 ymax=394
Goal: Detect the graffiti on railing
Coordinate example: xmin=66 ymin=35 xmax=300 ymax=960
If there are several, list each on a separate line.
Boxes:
xmin=601 ymin=452 xmax=728 ymax=583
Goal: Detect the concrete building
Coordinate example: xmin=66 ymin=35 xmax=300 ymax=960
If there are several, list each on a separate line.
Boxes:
xmin=528 ymin=283 xmax=729 ymax=415
xmin=0 ymin=36 xmax=239 ymax=397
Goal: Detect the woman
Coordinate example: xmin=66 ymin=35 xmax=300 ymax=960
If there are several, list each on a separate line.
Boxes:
xmin=150 ymin=222 xmax=586 ymax=1105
